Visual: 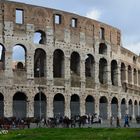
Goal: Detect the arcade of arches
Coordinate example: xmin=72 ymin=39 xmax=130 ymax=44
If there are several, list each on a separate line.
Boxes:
xmin=0 ymin=92 xmax=140 ymax=119
xmin=0 ymin=1 xmax=140 ymax=121
xmin=0 ymin=42 xmax=140 ymax=119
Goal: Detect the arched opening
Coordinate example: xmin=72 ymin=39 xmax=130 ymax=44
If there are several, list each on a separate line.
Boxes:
xmin=111 ymin=60 xmax=118 ymax=86
xmin=85 ymin=54 xmax=95 ymax=88
xmin=85 ymin=95 xmax=95 ymax=115
xmin=0 ymin=93 xmax=4 ymax=117
xmin=99 ymin=96 xmax=108 ymax=119
xmin=70 ymin=94 xmax=80 ymax=117
xmin=53 ymin=93 xmax=65 ymax=118
xmin=34 ymin=92 xmax=46 ymax=119
xmin=70 ymin=52 xmax=80 ymax=87
xmin=33 ymin=30 xmax=46 ymax=44
xmin=0 ymin=44 xmax=5 ymax=70
xmin=12 ymin=44 xmax=26 ymax=70
xmin=111 ymin=97 xmax=118 ymax=118
xmin=53 ymin=49 xmax=64 ymax=78
xmin=134 ymin=100 xmax=138 ymax=117
xmin=13 ymin=92 xmax=27 ymax=118
xmin=70 ymin=52 xmax=80 ymax=75
xmin=121 ymin=63 xmax=126 ymax=84
xmin=85 ymin=54 xmax=94 ymax=77
xmin=99 ymin=58 xmax=107 ymax=84
xmin=121 ymin=98 xmax=126 ymax=119
xmin=99 ymin=43 xmax=107 ymax=55
xmin=128 ymin=65 xmax=132 ymax=84
xmin=34 ymin=48 xmax=46 ymax=77
xmin=17 ymin=62 xmax=24 ymax=69
xmin=134 ymin=69 xmax=137 ymax=85
xmin=128 ymin=99 xmax=133 ymax=118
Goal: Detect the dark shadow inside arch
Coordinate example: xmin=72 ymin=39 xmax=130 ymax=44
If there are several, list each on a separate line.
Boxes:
xmin=99 ymin=43 xmax=107 ymax=55
xmin=53 ymin=93 xmax=65 ymax=117
xmin=34 ymin=48 xmax=46 ymax=77
xmin=121 ymin=63 xmax=126 ymax=85
xmin=134 ymin=100 xmax=138 ymax=117
xmin=85 ymin=95 xmax=95 ymax=115
xmin=53 ymin=49 xmax=64 ymax=78
xmin=70 ymin=94 xmax=80 ymax=117
xmin=99 ymin=58 xmax=107 ymax=84
xmin=0 ymin=93 xmax=4 ymax=117
xmin=121 ymin=98 xmax=126 ymax=119
xmin=111 ymin=60 xmax=118 ymax=86
xmin=111 ymin=97 xmax=118 ymax=118
xmin=128 ymin=99 xmax=133 ymax=118
xmin=99 ymin=96 xmax=108 ymax=119
xmin=13 ymin=92 xmax=27 ymax=118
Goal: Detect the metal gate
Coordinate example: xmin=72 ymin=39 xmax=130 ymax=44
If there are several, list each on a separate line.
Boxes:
xmin=85 ymin=102 xmax=95 ymax=115
xmin=111 ymin=104 xmax=118 ymax=118
xmin=13 ymin=101 xmax=26 ymax=118
xmin=34 ymin=101 xmax=46 ymax=118
xmin=53 ymin=101 xmax=64 ymax=117
xmin=129 ymin=104 xmax=133 ymax=117
xmin=70 ymin=101 xmax=80 ymax=117
xmin=121 ymin=104 xmax=126 ymax=119
xmin=134 ymin=104 xmax=138 ymax=117
xmin=99 ymin=103 xmax=107 ymax=119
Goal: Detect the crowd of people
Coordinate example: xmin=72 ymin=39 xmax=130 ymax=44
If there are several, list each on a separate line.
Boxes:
xmin=0 ymin=114 xmax=136 ymax=130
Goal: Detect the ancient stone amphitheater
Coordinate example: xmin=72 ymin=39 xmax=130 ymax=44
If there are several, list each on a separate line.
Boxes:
xmin=0 ymin=0 xmax=140 ymax=120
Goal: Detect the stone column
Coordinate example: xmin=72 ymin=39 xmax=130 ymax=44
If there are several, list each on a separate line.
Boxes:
xmin=125 ymin=101 xmax=129 ymax=115
xmin=80 ymin=58 xmax=86 ymax=90
xmin=26 ymin=96 xmax=34 ymax=118
xmin=64 ymin=54 xmax=71 ymax=87
xmin=80 ymin=95 xmax=85 ymax=116
xmin=4 ymin=97 xmax=13 ymax=117
xmin=132 ymin=102 xmax=135 ymax=119
xmin=107 ymin=100 xmax=111 ymax=119
xmin=118 ymin=102 xmax=121 ymax=119
xmin=132 ymin=69 xmax=134 ymax=85
xmin=65 ymin=95 xmax=70 ymax=118
xmin=94 ymin=57 xmax=100 ymax=89
xmin=4 ymin=50 xmax=13 ymax=84
xmin=117 ymin=62 xmax=122 ymax=87
xmin=95 ymin=95 xmax=99 ymax=116
xmin=136 ymin=70 xmax=139 ymax=86
xmin=47 ymin=95 xmax=53 ymax=118
xmin=125 ymin=65 xmax=128 ymax=83
xmin=107 ymin=60 xmax=111 ymax=85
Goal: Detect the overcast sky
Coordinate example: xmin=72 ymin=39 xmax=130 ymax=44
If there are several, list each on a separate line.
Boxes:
xmin=9 ymin=0 xmax=140 ymax=55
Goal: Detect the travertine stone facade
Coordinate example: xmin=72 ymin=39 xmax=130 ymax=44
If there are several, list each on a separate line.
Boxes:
xmin=0 ymin=0 xmax=140 ymax=120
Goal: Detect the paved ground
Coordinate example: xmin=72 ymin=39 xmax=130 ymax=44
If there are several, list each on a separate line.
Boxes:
xmin=30 ymin=119 xmax=140 ymax=128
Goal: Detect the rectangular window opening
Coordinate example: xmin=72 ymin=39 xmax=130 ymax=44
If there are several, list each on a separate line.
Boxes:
xmin=55 ymin=14 xmax=61 ymax=24
xmin=100 ymin=27 xmax=105 ymax=40
xmin=15 ymin=9 xmax=23 ymax=24
xmin=71 ymin=18 xmax=77 ymax=28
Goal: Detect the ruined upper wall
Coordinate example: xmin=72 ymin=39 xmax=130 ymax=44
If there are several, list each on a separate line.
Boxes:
xmin=0 ymin=0 xmax=121 ymax=48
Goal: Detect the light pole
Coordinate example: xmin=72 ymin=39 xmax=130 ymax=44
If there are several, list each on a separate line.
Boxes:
xmin=37 ymin=58 xmax=42 ymax=122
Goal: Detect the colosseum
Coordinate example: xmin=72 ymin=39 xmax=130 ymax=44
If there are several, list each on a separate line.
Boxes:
xmin=0 ymin=0 xmax=140 ymax=121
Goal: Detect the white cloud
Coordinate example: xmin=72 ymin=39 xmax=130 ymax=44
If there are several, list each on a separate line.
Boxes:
xmin=124 ymin=42 xmax=140 ymax=55
xmin=86 ymin=8 xmax=101 ymax=20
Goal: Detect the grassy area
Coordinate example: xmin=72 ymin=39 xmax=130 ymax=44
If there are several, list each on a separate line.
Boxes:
xmin=0 ymin=128 xmax=140 ymax=140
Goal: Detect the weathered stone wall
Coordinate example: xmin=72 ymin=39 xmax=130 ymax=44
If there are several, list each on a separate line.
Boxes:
xmin=0 ymin=1 xmax=139 ymax=119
